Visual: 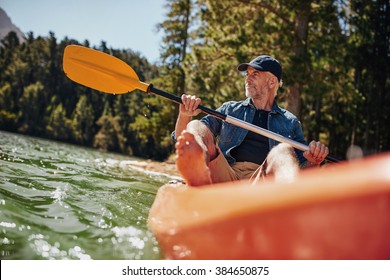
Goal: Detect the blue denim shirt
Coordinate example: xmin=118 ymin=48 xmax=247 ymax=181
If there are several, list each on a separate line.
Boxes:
xmin=173 ymin=98 xmax=308 ymax=166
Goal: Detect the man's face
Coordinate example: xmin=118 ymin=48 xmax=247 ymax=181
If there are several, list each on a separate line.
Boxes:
xmin=244 ymin=66 xmax=275 ymax=100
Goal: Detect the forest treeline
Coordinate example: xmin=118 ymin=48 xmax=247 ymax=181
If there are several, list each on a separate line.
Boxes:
xmin=0 ymin=0 xmax=388 ymax=161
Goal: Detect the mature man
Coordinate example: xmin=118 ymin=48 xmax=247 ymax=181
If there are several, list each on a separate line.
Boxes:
xmin=173 ymin=55 xmax=329 ymax=186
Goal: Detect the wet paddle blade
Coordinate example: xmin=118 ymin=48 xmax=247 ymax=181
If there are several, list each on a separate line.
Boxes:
xmin=63 ymin=45 xmax=149 ymax=94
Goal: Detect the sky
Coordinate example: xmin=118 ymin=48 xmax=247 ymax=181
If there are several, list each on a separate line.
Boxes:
xmin=1 ymin=0 xmax=166 ymax=63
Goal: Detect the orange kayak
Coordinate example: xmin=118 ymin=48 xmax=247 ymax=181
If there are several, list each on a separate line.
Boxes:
xmin=148 ymin=153 xmax=390 ymax=260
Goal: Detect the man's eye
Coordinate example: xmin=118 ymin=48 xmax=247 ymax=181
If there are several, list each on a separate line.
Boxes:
xmin=245 ymin=71 xmax=260 ymax=77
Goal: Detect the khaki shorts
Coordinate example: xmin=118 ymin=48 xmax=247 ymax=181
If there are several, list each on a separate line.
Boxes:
xmin=208 ymin=150 xmax=267 ymax=184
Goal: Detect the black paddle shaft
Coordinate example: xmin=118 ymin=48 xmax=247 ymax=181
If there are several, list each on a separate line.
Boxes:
xmin=149 ymin=85 xmax=227 ymax=120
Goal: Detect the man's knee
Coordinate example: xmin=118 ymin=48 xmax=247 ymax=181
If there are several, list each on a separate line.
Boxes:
xmin=186 ymin=120 xmax=207 ymax=135
xmin=266 ymin=143 xmax=299 ymax=183
xmin=266 ymin=143 xmax=299 ymax=171
xmin=269 ymin=143 xmax=296 ymax=159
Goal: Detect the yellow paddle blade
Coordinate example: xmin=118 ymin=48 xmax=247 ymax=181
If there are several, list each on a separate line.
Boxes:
xmin=63 ymin=45 xmax=149 ymax=94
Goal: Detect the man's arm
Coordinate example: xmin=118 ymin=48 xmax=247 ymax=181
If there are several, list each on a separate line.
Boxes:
xmin=302 ymin=140 xmax=329 ymax=167
xmin=174 ymin=94 xmax=203 ymax=138
xmin=291 ymin=120 xmax=329 ymax=168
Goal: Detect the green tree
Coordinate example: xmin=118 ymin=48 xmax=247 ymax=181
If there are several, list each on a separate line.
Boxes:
xmin=0 ymin=82 xmax=17 ymax=129
xmin=158 ymin=0 xmax=193 ymax=94
xmin=0 ymin=31 xmax=21 ymax=82
xmin=18 ymin=81 xmax=46 ymax=134
xmin=46 ymin=103 xmax=72 ymax=141
xmin=346 ymin=0 xmax=389 ymax=154
xmin=129 ymin=95 xmax=175 ymax=160
xmin=93 ymin=101 xmax=130 ymax=154
xmin=71 ymin=95 xmax=95 ymax=145
xmin=126 ymin=0 xmax=196 ymax=160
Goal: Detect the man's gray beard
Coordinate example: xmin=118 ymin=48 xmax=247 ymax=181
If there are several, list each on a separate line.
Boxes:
xmin=245 ymin=89 xmax=261 ymax=100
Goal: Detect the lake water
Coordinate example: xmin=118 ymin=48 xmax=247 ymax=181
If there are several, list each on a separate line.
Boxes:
xmin=0 ymin=130 xmax=176 ymax=260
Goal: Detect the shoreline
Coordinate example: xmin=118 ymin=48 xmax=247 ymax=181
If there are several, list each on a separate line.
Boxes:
xmin=124 ymin=158 xmax=181 ymax=178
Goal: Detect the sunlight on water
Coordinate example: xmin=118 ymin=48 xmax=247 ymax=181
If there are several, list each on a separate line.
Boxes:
xmin=0 ymin=131 xmax=170 ymax=259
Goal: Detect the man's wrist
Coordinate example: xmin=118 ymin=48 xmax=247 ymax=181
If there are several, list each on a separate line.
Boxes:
xmin=179 ymin=112 xmax=192 ymax=120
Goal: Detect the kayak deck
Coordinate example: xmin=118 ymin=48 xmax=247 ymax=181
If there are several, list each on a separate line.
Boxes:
xmin=148 ymin=153 xmax=390 ymax=259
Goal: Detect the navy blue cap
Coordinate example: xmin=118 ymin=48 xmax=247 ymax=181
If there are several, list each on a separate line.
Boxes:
xmin=237 ymin=55 xmax=282 ymax=82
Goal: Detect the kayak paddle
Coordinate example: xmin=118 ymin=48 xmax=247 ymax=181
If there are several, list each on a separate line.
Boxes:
xmin=63 ymin=45 xmax=339 ymax=163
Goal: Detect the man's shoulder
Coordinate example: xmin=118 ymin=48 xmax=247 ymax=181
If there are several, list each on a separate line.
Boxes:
xmin=282 ymin=108 xmax=298 ymax=120
xmin=273 ymin=103 xmax=298 ymax=120
xmin=218 ymin=100 xmax=251 ymax=116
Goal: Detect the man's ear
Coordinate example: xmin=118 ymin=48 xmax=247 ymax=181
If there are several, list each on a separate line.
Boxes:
xmin=269 ymin=76 xmax=278 ymax=88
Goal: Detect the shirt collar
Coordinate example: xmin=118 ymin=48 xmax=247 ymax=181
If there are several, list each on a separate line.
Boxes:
xmin=242 ymin=97 xmax=252 ymax=106
xmin=271 ymin=101 xmax=285 ymax=115
xmin=243 ymin=97 xmax=284 ymax=115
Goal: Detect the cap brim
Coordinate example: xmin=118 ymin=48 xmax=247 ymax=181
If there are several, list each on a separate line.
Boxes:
xmin=237 ymin=63 xmax=264 ymax=72
xmin=237 ymin=63 xmax=249 ymax=71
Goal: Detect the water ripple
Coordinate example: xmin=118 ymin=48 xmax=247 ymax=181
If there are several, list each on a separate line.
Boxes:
xmin=0 ymin=131 xmax=163 ymax=259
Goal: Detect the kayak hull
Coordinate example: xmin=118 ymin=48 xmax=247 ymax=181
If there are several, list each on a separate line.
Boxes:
xmin=148 ymin=153 xmax=390 ymax=259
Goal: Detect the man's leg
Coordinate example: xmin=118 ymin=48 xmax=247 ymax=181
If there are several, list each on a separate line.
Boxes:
xmin=175 ymin=120 xmax=217 ymax=186
xmin=266 ymin=143 xmax=299 ymax=183
xmin=250 ymin=143 xmax=299 ymax=185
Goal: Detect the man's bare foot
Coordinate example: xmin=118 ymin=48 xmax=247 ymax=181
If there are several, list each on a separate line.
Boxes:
xmin=175 ymin=131 xmax=212 ymax=186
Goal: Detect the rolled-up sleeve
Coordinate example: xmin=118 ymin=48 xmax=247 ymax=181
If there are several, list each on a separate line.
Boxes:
xmin=172 ymin=103 xmax=228 ymax=142
xmin=199 ymin=103 xmax=229 ymax=138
